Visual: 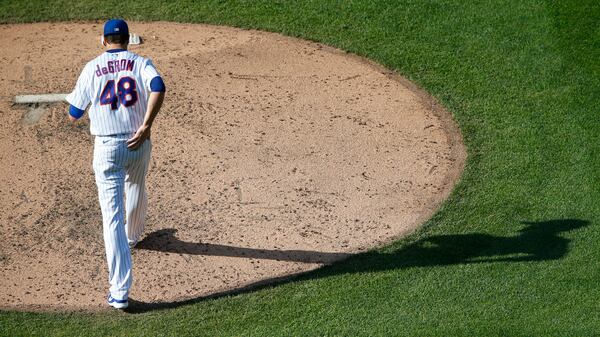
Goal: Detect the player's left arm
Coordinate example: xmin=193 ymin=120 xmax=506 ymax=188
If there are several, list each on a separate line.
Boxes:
xmin=127 ymin=59 xmax=166 ymax=149
xmin=68 ymin=106 xmax=85 ymax=122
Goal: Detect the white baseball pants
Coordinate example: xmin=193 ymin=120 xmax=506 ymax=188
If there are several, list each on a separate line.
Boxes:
xmin=92 ymin=134 xmax=151 ymax=300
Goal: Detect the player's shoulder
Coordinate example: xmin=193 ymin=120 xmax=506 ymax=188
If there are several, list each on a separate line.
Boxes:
xmin=123 ymin=51 xmax=155 ymax=67
xmin=123 ymin=50 xmax=141 ymax=58
xmin=81 ymin=58 xmax=97 ymax=74
xmin=84 ymin=53 xmax=109 ymax=69
xmin=81 ymin=50 xmax=154 ymax=72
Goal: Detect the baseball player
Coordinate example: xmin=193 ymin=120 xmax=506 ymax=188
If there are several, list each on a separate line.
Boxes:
xmin=66 ymin=19 xmax=166 ymax=309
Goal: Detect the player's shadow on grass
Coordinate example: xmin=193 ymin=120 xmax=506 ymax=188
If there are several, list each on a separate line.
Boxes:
xmin=127 ymin=218 xmax=587 ymax=313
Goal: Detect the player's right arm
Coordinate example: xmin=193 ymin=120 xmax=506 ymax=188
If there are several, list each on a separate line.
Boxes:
xmin=127 ymin=59 xmax=166 ymax=149
xmin=65 ymin=63 xmax=92 ymax=122
xmin=126 ymin=90 xmax=165 ymax=149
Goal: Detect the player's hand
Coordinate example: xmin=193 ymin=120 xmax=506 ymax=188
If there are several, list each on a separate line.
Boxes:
xmin=127 ymin=124 xmax=151 ymax=150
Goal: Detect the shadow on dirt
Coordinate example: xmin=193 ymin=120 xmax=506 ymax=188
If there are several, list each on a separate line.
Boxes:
xmin=136 ymin=228 xmax=351 ymax=263
xmin=126 ymin=218 xmax=588 ymax=314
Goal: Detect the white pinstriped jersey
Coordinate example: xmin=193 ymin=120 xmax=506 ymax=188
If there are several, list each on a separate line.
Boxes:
xmin=66 ymin=50 xmax=161 ymax=136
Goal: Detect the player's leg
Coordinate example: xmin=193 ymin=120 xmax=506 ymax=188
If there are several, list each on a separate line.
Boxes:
xmin=93 ymin=137 xmax=132 ymax=301
xmin=125 ymin=139 xmax=152 ymax=247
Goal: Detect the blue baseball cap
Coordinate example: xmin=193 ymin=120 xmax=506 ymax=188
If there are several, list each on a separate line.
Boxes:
xmin=103 ymin=19 xmax=129 ymax=36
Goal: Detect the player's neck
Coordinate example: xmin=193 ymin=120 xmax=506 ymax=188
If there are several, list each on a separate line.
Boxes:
xmin=105 ymin=43 xmax=128 ymax=52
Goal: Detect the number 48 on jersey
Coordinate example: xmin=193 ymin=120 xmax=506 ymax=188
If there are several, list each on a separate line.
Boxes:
xmin=100 ymin=77 xmax=139 ymax=110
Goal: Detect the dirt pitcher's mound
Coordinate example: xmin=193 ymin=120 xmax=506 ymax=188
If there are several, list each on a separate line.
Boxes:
xmin=0 ymin=22 xmax=465 ymax=311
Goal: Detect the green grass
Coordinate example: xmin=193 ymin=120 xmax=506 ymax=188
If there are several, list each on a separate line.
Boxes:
xmin=1 ymin=0 xmax=599 ymax=336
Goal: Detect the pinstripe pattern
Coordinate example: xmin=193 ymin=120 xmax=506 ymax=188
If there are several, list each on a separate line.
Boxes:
xmin=66 ymin=51 xmax=160 ymax=136
xmin=67 ymin=49 xmax=162 ymax=301
xmin=93 ymin=135 xmax=151 ymax=300
xmin=125 ymin=139 xmax=151 ymax=244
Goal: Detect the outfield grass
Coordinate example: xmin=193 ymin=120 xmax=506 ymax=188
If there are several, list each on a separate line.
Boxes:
xmin=2 ymin=0 xmax=600 ymax=336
